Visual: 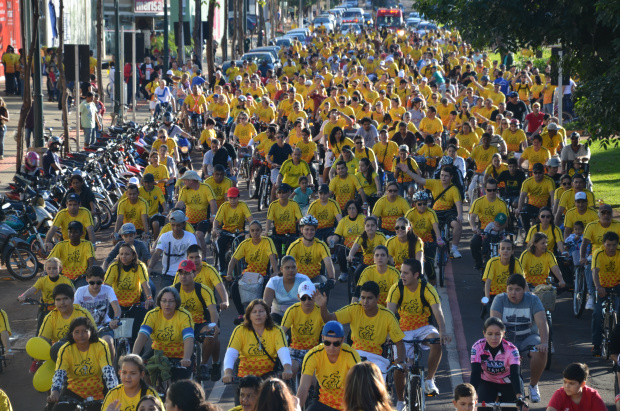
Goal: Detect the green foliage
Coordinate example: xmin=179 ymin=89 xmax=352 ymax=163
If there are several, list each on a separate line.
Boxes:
xmin=416 ymin=0 xmax=620 ymax=141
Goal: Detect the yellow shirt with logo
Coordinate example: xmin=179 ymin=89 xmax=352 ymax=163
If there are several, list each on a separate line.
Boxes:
xmin=329 ymin=175 xmax=362 ymax=210
xmin=139 ymin=307 xmax=194 ymax=358
xmin=482 ymin=257 xmax=525 ymax=295
xmin=117 ymin=197 xmax=149 ymax=230
xmin=470 ymin=145 xmax=499 ymax=173
xmin=387 ymin=281 xmax=440 ymax=331
xmin=425 ymin=179 xmax=461 ymax=211
xmin=52 ymin=208 xmax=94 ymax=240
xmin=282 ymin=303 xmax=324 ymax=350
xmin=355 ymin=232 xmax=388 ymax=265
xmin=139 ymin=186 xmax=165 ymax=217
xmin=234 ymin=123 xmax=258 ymax=147
xmin=357 ymin=265 xmax=401 ymax=305
xmin=456 ymin=132 xmax=480 ymax=153
xmin=470 ymin=196 xmax=510 ymax=229
xmin=279 ymin=159 xmax=311 ymax=188
xmin=405 ymin=208 xmax=439 ymax=242
xmin=296 ymin=140 xmax=317 ymax=163
xmin=419 ymin=117 xmax=444 ymax=135
xmin=584 ymin=221 xmax=620 ymax=255
xmin=228 ymin=325 xmax=288 ymax=377
xmin=267 ymin=200 xmax=302 ymax=235
xmin=373 ymin=141 xmax=399 ymax=171
xmin=39 ymin=305 xmax=95 ymax=342
xmin=33 ymin=275 xmax=74 ymax=306
xmin=564 ymin=207 xmax=598 ymax=231
xmin=104 ymin=261 xmax=149 ymax=307
xmin=56 ymin=339 xmax=113 ymax=400
xmin=102 ymin=384 xmax=163 ymax=411
xmin=286 ymin=238 xmax=330 ymax=279
xmin=592 ymin=249 xmax=620 ymax=288
xmin=48 ymin=240 xmax=96 ymax=280
xmin=520 ymin=147 xmax=551 ymax=172
xmin=502 ymin=129 xmax=527 ymax=152
xmin=334 ymin=215 xmax=365 ymax=248
xmin=205 ymin=176 xmax=234 ymax=208
xmin=215 ymin=201 xmax=251 ymax=232
xmin=558 ymin=189 xmax=595 ymax=212
xmin=178 ymin=183 xmax=216 ymax=224
xmin=519 ymin=250 xmax=558 ymax=286
xmin=386 ymin=236 xmax=424 ymax=270
xmin=233 ymin=237 xmax=277 ymax=275
xmin=178 ymin=283 xmax=216 ymax=324
xmin=521 ymin=176 xmax=556 ymax=208
xmin=372 ymin=196 xmax=411 ymax=231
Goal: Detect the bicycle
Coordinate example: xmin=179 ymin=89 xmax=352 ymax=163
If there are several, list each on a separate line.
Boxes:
xmin=213 ymin=230 xmax=248 ymax=274
xmin=398 ymin=337 xmax=440 ymax=411
xmin=572 ymin=264 xmax=587 ymax=317
xmin=23 ymin=298 xmax=53 ymax=334
xmin=256 ymin=164 xmax=276 ymax=211
xmin=0 ymin=342 xmax=9 ymax=374
xmin=334 ymin=243 xmax=362 ymax=302
xmin=236 ymin=146 xmax=253 ymax=193
xmin=476 ymin=397 xmax=529 ymax=411
xmin=48 ymin=396 xmax=103 ymax=411
xmin=435 ymin=218 xmax=452 ymax=288
xmin=529 ymin=276 xmax=557 ymax=370
xmin=599 ymin=288 xmax=618 ymax=360
xmin=194 ymin=325 xmax=217 ymax=383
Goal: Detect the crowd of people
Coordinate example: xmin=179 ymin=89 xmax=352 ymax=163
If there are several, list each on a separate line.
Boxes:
xmin=0 ymin=8 xmax=617 ymax=411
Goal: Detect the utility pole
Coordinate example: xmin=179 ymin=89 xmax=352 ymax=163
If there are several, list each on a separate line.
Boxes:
xmin=164 ymin=0 xmax=169 ymax=72
xmin=558 ymin=49 xmax=563 ymax=126
xmin=114 ymin=0 xmax=121 ymax=117
xmin=32 ymin=0 xmax=44 ymax=147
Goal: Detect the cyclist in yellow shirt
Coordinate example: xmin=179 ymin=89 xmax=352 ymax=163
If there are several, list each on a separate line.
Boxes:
xmin=520 ymin=232 xmax=565 ymax=287
xmin=386 ymin=217 xmax=425 ymax=271
xmin=48 ymin=222 xmax=96 ymax=284
xmin=371 ymin=183 xmax=411 ymax=235
xmin=286 ymin=215 xmax=336 ymax=281
xmin=266 ymin=183 xmax=303 ymax=256
xmin=418 ymin=107 xmax=444 ymax=138
xmin=46 ymin=193 xmax=96 ymax=250
xmin=348 ymin=216 xmax=387 ymax=281
xmin=139 ymin=173 xmax=166 ymax=240
xmin=253 ymin=97 xmax=276 ymax=124
xmin=353 ymin=246 xmax=401 ymax=305
xmin=482 ymin=239 xmax=525 ymax=303
xmin=297 ymin=321 xmax=361 ymax=411
xmin=102 ymin=355 xmax=163 ymax=411
xmin=516 ymin=162 xmax=556 ymax=232
xmin=114 ymin=184 xmax=149 ymax=239
xmin=519 ymin=135 xmax=551 ymax=173
xmin=592 ymin=232 xmax=620 ymax=355
xmin=183 ymin=85 xmax=208 ymax=131
xmin=329 ymin=161 xmax=367 ymax=210
xmin=213 ymin=186 xmax=252 ymax=268
xmin=209 ymin=94 xmax=231 ymax=124
xmin=233 ymin=112 xmax=257 ymax=150
xmin=278 ymin=148 xmax=312 ymax=190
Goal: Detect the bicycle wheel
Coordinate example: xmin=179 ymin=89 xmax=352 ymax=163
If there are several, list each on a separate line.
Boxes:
xmin=248 ymin=169 xmax=256 ymax=198
xmin=194 ymin=341 xmax=203 ymax=381
xmin=6 ymin=245 xmax=40 ymax=280
xmin=407 ymin=375 xmax=423 ymax=411
xmin=115 ymin=339 xmax=129 ymax=371
xmin=545 ymin=312 xmax=553 ymax=370
xmin=605 ymin=310 xmax=617 ymax=360
xmin=97 ymin=201 xmax=113 ymax=230
xmin=257 ymin=179 xmax=266 ymax=211
xmin=573 ymin=266 xmax=587 ymax=318
xmin=436 ymin=246 xmax=445 ymax=287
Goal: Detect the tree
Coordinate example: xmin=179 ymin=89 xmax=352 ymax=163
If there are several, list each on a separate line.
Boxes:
xmin=97 ymin=0 xmax=104 ymax=105
xmin=416 ymin=0 xmax=620 ymax=143
xmin=205 ymin=0 xmax=217 ymax=78
xmin=193 ymin=0 xmax=203 ymax=67
xmin=57 ymin=0 xmax=70 ymax=154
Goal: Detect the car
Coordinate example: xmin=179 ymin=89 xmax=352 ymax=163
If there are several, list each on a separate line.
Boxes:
xmin=282 ymin=32 xmax=311 ymax=44
xmin=272 ymin=37 xmax=292 ymax=47
xmin=241 ymin=52 xmax=280 ymax=72
xmin=287 ymin=27 xmax=311 ymax=36
xmin=340 ymin=23 xmax=362 ymax=35
xmin=417 ymin=21 xmax=438 ymax=36
xmin=363 ymin=12 xmax=374 ymax=26
xmin=342 ymin=9 xmax=363 ymax=23
xmin=313 ymin=17 xmax=335 ymax=32
xmin=406 ymin=17 xmax=421 ymax=28
xmin=408 ymin=11 xmax=420 ymax=19
xmin=221 ymin=60 xmax=244 ymax=82
xmin=248 ymin=46 xmax=281 ymax=64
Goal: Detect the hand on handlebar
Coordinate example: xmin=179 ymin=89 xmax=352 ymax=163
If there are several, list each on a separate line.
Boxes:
xmin=281 ymin=370 xmax=294 ymax=380
xmin=180 ymin=358 xmax=192 ymax=367
xmin=222 ymin=373 xmax=235 ymax=384
xmin=48 ymin=391 xmax=60 ymax=403
xmin=597 ymin=286 xmax=606 ymax=298
xmin=557 ymin=279 xmax=566 ymax=289
xmin=535 ymin=343 xmax=548 ymax=353
xmin=439 ymin=331 xmax=451 ymax=345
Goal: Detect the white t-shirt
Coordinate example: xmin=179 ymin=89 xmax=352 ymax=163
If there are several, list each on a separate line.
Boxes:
xmin=156 ymin=231 xmax=197 ymax=277
xmin=155 ymin=86 xmax=172 ymax=103
xmin=74 ymin=284 xmax=118 ymax=326
xmin=266 ymin=273 xmax=311 ymax=315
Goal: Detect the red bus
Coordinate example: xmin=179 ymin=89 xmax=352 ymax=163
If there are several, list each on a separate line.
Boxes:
xmin=376 ymin=8 xmax=404 ymax=30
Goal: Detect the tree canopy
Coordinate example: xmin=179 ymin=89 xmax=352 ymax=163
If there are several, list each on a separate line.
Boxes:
xmin=416 ymin=0 xmax=620 ymax=144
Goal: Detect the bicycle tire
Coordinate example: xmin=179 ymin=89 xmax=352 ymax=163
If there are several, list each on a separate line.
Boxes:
xmin=97 ymin=201 xmax=113 ymax=230
xmin=406 ymin=374 xmax=423 ymax=411
xmin=0 ymin=345 xmax=4 ymax=374
xmin=605 ymin=310 xmax=617 ymax=360
xmin=248 ymin=169 xmax=256 ymax=198
xmin=257 ymin=179 xmax=266 ymax=211
xmin=573 ymin=266 xmax=586 ymax=318
xmin=545 ymin=312 xmax=553 ymax=370
xmin=6 ymin=245 xmax=40 ymax=280
xmin=347 ymin=266 xmax=356 ymax=302
xmin=115 ymin=339 xmax=129 ymax=371
xmin=194 ymin=341 xmax=203 ymax=381
xmin=436 ymin=246 xmax=445 ymax=288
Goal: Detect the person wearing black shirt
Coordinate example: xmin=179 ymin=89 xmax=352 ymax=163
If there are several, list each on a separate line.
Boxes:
xmin=461 ymin=64 xmax=476 ymax=86
xmin=42 ymin=138 xmax=62 ymax=180
xmin=216 ymin=132 xmax=237 ymax=166
xmin=496 ymin=158 xmax=526 ymax=208
xmin=61 ymin=174 xmax=96 ymax=213
xmin=267 ymin=132 xmax=293 ymax=201
xmin=490 ymin=102 xmax=507 ymax=123
xmin=391 ymin=121 xmax=420 ymax=153
xmin=505 ymin=92 xmax=529 ymax=125
xmin=202 ymin=137 xmax=231 ymax=179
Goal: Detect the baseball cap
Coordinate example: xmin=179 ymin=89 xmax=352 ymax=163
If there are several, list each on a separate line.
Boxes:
xmin=341 ymin=145 xmax=352 ymax=153
xmin=119 ymin=223 xmax=137 ymax=235
xmin=67 ymin=221 xmax=83 ymax=231
xmin=169 ymin=210 xmax=189 ymax=223
xmin=180 ymin=170 xmax=201 ymax=181
xmin=143 ymin=173 xmax=155 ymax=183
xmin=532 ymin=163 xmax=545 ymax=172
xmin=128 ymin=177 xmax=140 ymax=185
xmin=399 ymin=144 xmax=409 ymax=152
xmin=494 ymin=213 xmax=507 ymax=225
xmin=575 ymin=192 xmax=587 ymax=201
xmin=66 ymin=193 xmax=81 ymax=203
xmin=322 ymin=321 xmax=345 ymax=338
xmin=508 ymin=91 xmax=518 ymax=98
xmin=227 ymin=187 xmax=240 ymax=198
xmin=278 ymin=183 xmax=292 ymax=193
xmin=481 ymin=75 xmax=490 ymax=81
xmin=546 ymin=158 xmax=560 ymax=167
xmin=600 ymin=204 xmax=613 ymax=212
xmin=166 ymin=70 xmax=174 ymax=75
xmin=298 ymin=281 xmax=316 ymax=298
xmin=547 ymin=123 xmax=558 ymax=131
xmin=318 ymin=184 xmax=330 ymax=194
xmin=178 ymin=259 xmax=197 ymax=272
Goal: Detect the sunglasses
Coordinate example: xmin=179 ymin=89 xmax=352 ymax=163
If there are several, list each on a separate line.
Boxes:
xmin=323 ymin=340 xmax=342 ymax=347
xmin=533 ymin=171 xmax=543 ymax=175
xmin=416 ymin=202 xmax=427 ymax=206
xmin=300 ymin=295 xmax=313 ymax=302
xmin=562 ymin=182 xmax=571 ymax=186
xmin=89 ymin=281 xmax=103 ymax=286
xmin=355 ymin=141 xmax=363 ymax=144
xmin=387 ymin=189 xmax=398 ymax=193
xmin=395 ymin=225 xmax=407 ymax=230
xmin=540 ymin=215 xmax=552 ymax=219
xmin=486 ymin=188 xmax=497 ymax=192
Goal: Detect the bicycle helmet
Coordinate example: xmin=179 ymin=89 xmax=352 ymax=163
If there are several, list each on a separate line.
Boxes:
xmin=238 ymin=96 xmax=247 ymax=102
xmin=48 ymin=136 xmax=62 ymax=148
xmin=25 ymin=151 xmax=40 ymax=171
xmin=571 ymin=131 xmax=580 ymax=139
xmin=163 ymin=112 xmax=174 ymax=122
xmin=510 ymin=119 xmax=520 ymax=125
xmin=299 ymin=215 xmax=319 ymax=228
xmin=412 ymin=191 xmax=431 ymax=202
xmin=439 ymin=156 xmax=453 ymax=167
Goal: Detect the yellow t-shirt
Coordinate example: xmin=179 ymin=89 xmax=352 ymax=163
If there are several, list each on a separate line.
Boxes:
xmin=215 ymin=201 xmax=252 ymax=232
xmin=302 ymin=343 xmax=360 ymax=411
xmin=540 ymin=131 xmax=563 ymax=156
xmin=356 ymin=265 xmax=401 ymax=305
xmin=52 ymin=208 xmax=94 ymax=240
xmin=335 ymin=303 xmax=404 ymax=355
xmin=355 ymin=171 xmax=379 ymax=196
xmin=502 ymin=129 xmax=527 ymax=153
xmin=234 ymin=123 xmax=258 ymax=147
xmin=228 ymin=325 xmax=288 ymax=377
xmin=210 ymin=102 xmax=230 ymax=119
xmin=469 ymin=196 xmax=510 ymax=229
xmin=525 ymin=224 xmax=564 ymax=252
xmin=286 ymin=238 xmax=330 ymax=279
xmin=266 ymin=200 xmax=302 ymax=235
xmin=308 ymin=199 xmax=342 ymax=229
xmin=520 ymin=147 xmax=551 ymax=172
xmin=386 ymin=236 xmax=424 ymax=270
xmin=329 ymin=175 xmax=363 ymax=210
xmin=470 ymin=145 xmax=499 ymax=173
xmin=104 ymin=261 xmax=149 ymax=307
xmin=254 ymin=105 xmax=276 ymax=123
xmin=117 ymin=197 xmax=149 ymax=231
xmin=48 ymin=240 xmax=96 ymax=280
xmin=174 ymin=261 xmax=222 ymax=291
xmin=282 ymin=303 xmax=324 ymax=350
xmin=144 ymin=164 xmax=170 ymax=193
xmin=425 ymin=179 xmax=461 ymax=211
xmin=39 ymin=305 xmax=96 ymax=342
xmin=102 ymin=384 xmax=162 ymax=411
xmin=354 ymin=232 xmax=388 ymax=265
xmin=204 ymin=176 xmax=234 ymax=208
xmin=456 ymin=132 xmax=480 ymax=153
xmin=405 ymin=208 xmax=439 ymax=243
xmin=33 ymin=275 xmax=74 ymax=306
xmin=178 ymin=283 xmax=216 ymax=324
xmin=296 ymin=140 xmax=317 ymax=163
xmin=0 ymin=310 xmax=11 ymax=336
xmin=416 ymin=144 xmax=444 ymax=168
xmin=139 ymin=307 xmax=194 ymax=358
xmin=371 ymin=196 xmax=411 ymax=231
xmin=558 ymin=189 xmax=595 ymax=212
xmin=56 ymin=339 xmax=113 ymax=400
xmin=151 ymin=138 xmax=178 ymax=154
xmin=519 ymin=250 xmax=558 ymax=286
xmin=184 ymin=94 xmax=207 ymax=113
xmin=334 ymin=215 xmax=365 ymax=248
xmin=328 ymin=137 xmax=356 ymax=158
xmin=482 ymin=257 xmax=525 ymax=295
xmin=584 ymin=221 xmax=620 ymax=255
xmin=199 ymin=128 xmax=217 ymax=146
xmin=178 ymin=183 xmax=216 ymax=224
xmin=387 ymin=281 xmax=440 ymax=331
xmin=233 ymin=237 xmax=278 ymax=275
xmin=418 ymin=117 xmax=444 ymax=135
xmin=139 ymin=186 xmax=165 ymax=217
xmin=520 ymin=176 xmax=556 ymax=208
xmin=279 ymin=159 xmax=311 ymax=188
xmin=564 ymin=207 xmax=599 ymax=231
xmin=592 ymin=249 xmax=620 ymax=288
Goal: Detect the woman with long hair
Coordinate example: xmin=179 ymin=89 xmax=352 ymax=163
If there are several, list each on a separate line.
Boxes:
xmin=525 ymin=206 xmax=565 ymax=254
xmin=344 ymin=362 xmax=393 ymax=411
xmin=353 ymin=245 xmax=400 ymax=305
xmin=356 ymin=158 xmax=382 ymax=211
xmin=482 ymin=239 xmax=525 ymax=304
xmin=520 ymin=232 xmax=566 ymax=288
xmin=386 ymin=217 xmax=424 ymax=270
xmin=166 ymin=379 xmax=219 ymax=411
xmin=348 ymin=216 xmax=387 ymax=284
xmin=484 ymin=153 xmax=508 ymax=184
xmin=223 ymin=299 xmax=293 ymax=382
xmin=253 ymin=378 xmax=299 ymax=411
xmin=103 ymin=354 xmax=163 ymax=411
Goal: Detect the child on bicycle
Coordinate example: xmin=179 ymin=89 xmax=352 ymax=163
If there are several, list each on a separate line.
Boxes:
xmin=565 ymin=221 xmax=586 ymax=266
xmin=546 ymin=363 xmax=605 ymax=411
xmin=291 ymin=176 xmax=313 ymax=215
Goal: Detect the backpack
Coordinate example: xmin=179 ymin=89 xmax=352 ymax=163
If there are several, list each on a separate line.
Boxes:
xmin=174 ymin=282 xmax=209 ymax=319
xmin=396 ymin=278 xmax=436 ymax=326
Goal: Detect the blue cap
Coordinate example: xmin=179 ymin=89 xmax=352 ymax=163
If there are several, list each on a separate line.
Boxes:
xmin=508 ymin=91 xmax=518 ymax=97
xmin=315 ymin=74 xmax=324 ymax=80
xmin=213 ymin=93 xmax=219 ymax=99
xmin=322 ymin=321 xmax=344 ymax=338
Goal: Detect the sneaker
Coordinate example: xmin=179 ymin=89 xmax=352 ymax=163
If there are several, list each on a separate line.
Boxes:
xmin=396 ymin=401 xmax=404 ymax=411
xmin=234 ymin=315 xmax=244 ymax=325
xmin=210 ymin=362 xmax=221 ymax=382
xmin=424 ymin=379 xmax=439 ymax=395
xmin=197 ymin=364 xmax=210 ymax=381
xmin=529 ymin=385 xmax=540 ymax=403
xmin=586 ymin=295 xmax=594 ymax=310
xmin=592 ymin=345 xmax=602 ymax=357
xmin=450 ymin=247 xmax=462 ymax=259
xmin=338 ymin=272 xmax=348 ymax=282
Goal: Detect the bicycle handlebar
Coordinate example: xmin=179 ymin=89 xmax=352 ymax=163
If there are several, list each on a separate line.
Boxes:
xmin=401 ymin=337 xmax=440 ymax=345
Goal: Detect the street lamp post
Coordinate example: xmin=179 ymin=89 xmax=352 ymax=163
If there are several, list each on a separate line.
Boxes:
xmin=164 ymin=0 xmax=169 ymax=72
xmin=114 ymin=0 xmax=121 ymax=117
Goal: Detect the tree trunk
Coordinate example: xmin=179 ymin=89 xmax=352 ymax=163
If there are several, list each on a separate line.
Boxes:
xmin=178 ymin=2 xmax=185 ymax=63
xmin=258 ymin=2 xmax=265 ymax=46
xmin=270 ymin=0 xmax=276 ymax=39
xmin=57 ymin=0 xmax=70 ymax=154
xmin=97 ymin=0 xmax=104 ymax=105
xmin=193 ymin=0 xmax=202 ymax=67
xmin=237 ymin=0 xmax=244 ymax=54
xmin=222 ymin=0 xmax=228 ymax=61
xmin=232 ymin=0 xmax=238 ymax=59
xmin=206 ymin=0 xmax=216 ymax=78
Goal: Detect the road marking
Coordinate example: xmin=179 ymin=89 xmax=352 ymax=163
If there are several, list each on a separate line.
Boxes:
xmin=207 ymin=380 xmax=227 ymax=404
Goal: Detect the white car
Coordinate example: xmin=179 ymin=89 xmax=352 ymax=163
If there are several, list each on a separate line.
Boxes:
xmin=406 ymin=17 xmax=421 ymax=28
xmin=341 ymin=23 xmax=362 ymax=35
xmin=313 ymin=17 xmax=335 ymax=32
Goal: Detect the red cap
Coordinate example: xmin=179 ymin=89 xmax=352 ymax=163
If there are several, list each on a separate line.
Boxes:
xmin=227 ymin=187 xmax=240 ymax=198
xmin=178 ymin=259 xmax=197 ymax=272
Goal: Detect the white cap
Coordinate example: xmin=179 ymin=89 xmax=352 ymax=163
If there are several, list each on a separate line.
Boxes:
xmin=368 ymin=56 xmax=374 ymax=60
xmin=305 ymin=80 xmax=312 ymax=86
xmin=386 ymin=56 xmax=394 ymax=62
xmin=235 ymin=75 xmax=242 ymax=81
xmin=421 ymin=77 xmax=428 ymax=82
xmin=398 ymin=70 xmax=405 ymax=78
xmin=129 ymin=177 xmax=140 ymax=185
xmin=380 ymin=60 xmax=386 ymax=65
xmin=166 ymin=70 xmax=174 ymax=75
xmin=298 ymin=281 xmax=316 ymax=298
